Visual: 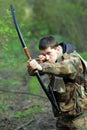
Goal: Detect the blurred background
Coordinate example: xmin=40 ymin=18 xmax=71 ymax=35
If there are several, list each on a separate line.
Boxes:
xmin=1 ymin=0 xmax=87 ymax=52
xmin=0 ymin=0 xmax=87 ymax=129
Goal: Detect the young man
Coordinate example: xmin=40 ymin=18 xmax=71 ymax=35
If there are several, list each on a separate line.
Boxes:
xmin=27 ymin=36 xmax=87 ymax=130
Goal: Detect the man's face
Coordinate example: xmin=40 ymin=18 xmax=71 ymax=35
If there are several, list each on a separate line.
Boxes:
xmin=41 ymin=47 xmax=59 ymax=63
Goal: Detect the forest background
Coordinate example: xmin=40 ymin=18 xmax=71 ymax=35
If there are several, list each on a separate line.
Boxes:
xmin=0 ymin=0 xmax=87 ymax=129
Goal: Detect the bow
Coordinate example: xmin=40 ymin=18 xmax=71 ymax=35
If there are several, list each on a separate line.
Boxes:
xmin=10 ymin=5 xmax=60 ymax=113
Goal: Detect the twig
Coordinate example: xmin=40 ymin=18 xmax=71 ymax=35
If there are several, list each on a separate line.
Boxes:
xmin=0 ymin=89 xmax=47 ymax=99
xmin=14 ymin=119 xmax=35 ymax=130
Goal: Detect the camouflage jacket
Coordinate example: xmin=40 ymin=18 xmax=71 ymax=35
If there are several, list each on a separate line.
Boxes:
xmin=40 ymin=51 xmax=87 ymax=117
xmin=40 ymin=51 xmax=83 ymax=80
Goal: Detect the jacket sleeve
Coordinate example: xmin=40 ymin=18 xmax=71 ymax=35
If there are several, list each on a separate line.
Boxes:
xmin=40 ymin=53 xmax=83 ymax=80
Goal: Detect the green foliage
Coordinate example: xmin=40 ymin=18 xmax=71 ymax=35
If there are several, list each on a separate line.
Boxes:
xmin=14 ymin=106 xmax=43 ymax=119
xmin=32 ymin=0 xmax=87 ymax=51
xmin=0 ymin=103 xmax=8 ymax=111
xmin=29 ymin=76 xmax=45 ymax=97
xmin=1 ymin=0 xmax=87 ymax=52
xmin=53 ymin=34 xmax=67 ymax=43
xmin=0 ymin=41 xmax=26 ymax=69
xmin=80 ymin=52 xmax=87 ymax=60
xmin=29 ymin=77 xmax=41 ymax=94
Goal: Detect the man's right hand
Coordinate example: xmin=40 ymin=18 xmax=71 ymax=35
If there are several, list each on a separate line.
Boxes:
xmin=27 ymin=59 xmax=42 ymax=70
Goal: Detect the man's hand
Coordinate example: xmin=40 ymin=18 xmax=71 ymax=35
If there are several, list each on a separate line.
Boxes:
xmin=27 ymin=59 xmax=42 ymax=71
xmin=37 ymin=55 xmax=46 ymax=63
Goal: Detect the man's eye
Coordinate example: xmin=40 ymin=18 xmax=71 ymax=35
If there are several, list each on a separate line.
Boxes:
xmin=47 ymin=52 xmax=51 ymax=55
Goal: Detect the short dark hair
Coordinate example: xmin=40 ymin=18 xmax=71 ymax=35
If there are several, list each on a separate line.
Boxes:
xmin=39 ymin=36 xmax=58 ymax=50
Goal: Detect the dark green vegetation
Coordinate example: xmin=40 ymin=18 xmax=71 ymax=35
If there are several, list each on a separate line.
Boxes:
xmin=0 ymin=0 xmax=87 ymax=129
xmin=1 ymin=0 xmax=87 ymax=51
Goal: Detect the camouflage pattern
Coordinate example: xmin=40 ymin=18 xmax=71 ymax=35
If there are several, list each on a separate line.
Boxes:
xmin=40 ymin=51 xmax=87 ymax=129
xmin=28 ymin=50 xmax=87 ymax=129
xmin=40 ymin=51 xmax=83 ymax=79
xmin=56 ymin=111 xmax=87 ymax=130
